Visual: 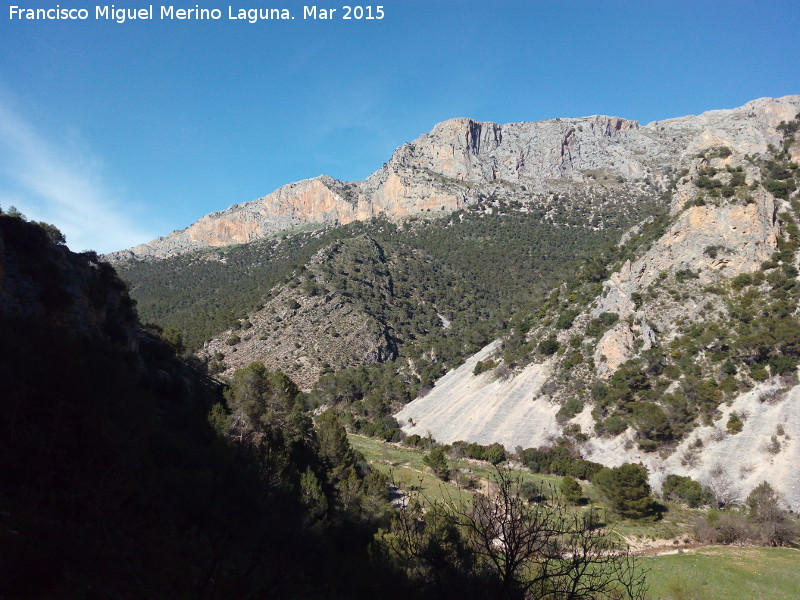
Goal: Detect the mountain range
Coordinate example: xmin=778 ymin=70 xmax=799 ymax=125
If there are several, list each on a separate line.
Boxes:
xmin=110 ymin=95 xmax=800 ymax=508
xmin=111 ymin=96 xmax=799 ymax=262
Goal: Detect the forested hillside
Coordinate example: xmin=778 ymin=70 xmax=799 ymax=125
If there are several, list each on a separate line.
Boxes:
xmin=119 ymin=190 xmax=666 ymax=383
xmin=0 ymin=212 xmax=652 ymax=599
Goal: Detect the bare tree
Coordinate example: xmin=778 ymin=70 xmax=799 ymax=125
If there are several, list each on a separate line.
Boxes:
xmin=377 ymin=467 xmax=648 ymax=600
xmin=456 ymin=468 xmax=647 ymax=600
xmin=707 ymin=463 xmax=738 ymax=507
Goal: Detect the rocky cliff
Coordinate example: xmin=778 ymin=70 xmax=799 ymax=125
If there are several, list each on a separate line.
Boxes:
xmin=109 ymin=95 xmax=800 ymax=261
xmin=396 ymin=97 xmax=800 ymax=507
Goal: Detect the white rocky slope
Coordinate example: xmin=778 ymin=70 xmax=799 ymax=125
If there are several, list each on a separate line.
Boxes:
xmin=396 ymin=345 xmax=800 ymax=510
xmin=397 ymin=97 xmax=800 ymax=509
xmin=397 ymin=341 xmax=558 ymax=447
xmin=109 ymin=95 xmax=800 ymax=260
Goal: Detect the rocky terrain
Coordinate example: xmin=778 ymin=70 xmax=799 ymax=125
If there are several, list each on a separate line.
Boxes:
xmin=398 ymin=95 xmax=800 ymax=507
xmin=397 ymin=341 xmax=800 ymax=511
xmin=112 ymin=95 xmax=800 ymax=509
xmin=109 ymin=96 xmax=800 ymax=261
xmin=202 ymin=236 xmax=398 ymax=388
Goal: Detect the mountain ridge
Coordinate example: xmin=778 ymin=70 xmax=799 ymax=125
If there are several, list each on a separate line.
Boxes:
xmin=397 ymin=104 xmax=800 ymax=508
xmin=111 ymin=94 xmax=800 ymax=511
xmin=108 ymin=95 xmax=800 ymax=261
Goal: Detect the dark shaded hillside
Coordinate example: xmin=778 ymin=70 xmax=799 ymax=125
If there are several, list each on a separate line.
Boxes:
xmin=0 ymin=213 xmax=654 ymax=600
xmin=0 ymin=214 xmax=407 ymax=599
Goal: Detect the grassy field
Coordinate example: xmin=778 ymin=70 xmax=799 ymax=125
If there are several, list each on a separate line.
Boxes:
xmin=349 ymin=433 xmax=560 ymax=505
xmin=642 ymin=546 xmax=800 ymax=600
xmin=349 ymin=433 xmax=696 ymax=540
xmin=349 ymin=435 xmax=800 ymax=599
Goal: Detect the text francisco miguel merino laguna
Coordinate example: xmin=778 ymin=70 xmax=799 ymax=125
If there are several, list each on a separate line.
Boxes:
xmin=7 ymin=4 xmax=386 ymax=23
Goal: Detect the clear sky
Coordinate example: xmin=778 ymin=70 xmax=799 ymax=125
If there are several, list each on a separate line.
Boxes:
xmin=1 ymin=0 xmax=798 ymax=252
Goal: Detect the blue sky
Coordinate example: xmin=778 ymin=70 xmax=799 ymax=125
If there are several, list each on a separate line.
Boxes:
xmin=1 ymin=0 xmax=798 ymax=252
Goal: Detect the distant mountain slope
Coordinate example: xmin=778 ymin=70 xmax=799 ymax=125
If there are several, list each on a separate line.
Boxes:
xmin=119 ymin=200 xmax=658 ymax=384
xmin=397 ymin=101 xmax=800 ymax=508
xmin=108 ymin=95 xmax=800 ymax=261
xmin=396 ymin=338 xmax=800 ymax=510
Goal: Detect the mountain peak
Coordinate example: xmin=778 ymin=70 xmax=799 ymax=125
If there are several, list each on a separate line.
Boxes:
xmin=108 ymin=96 xmax=800 ymax=261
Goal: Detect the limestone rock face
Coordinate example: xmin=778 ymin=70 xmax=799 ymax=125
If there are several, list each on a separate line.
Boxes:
xmin=109 ymin=95 xmax=800 ymax=261
xmin=593 ymin=322 xmax=636 ymax=379
xmin=596 ymin=192 xmax=779 ymax=320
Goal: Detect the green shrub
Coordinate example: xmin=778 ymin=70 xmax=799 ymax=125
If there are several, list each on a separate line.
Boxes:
xmin=708 ymin=146 xmax=732 ymax=159
xmin=675 ymin=269 xmax=699 ymax=282
xmin=538 ymin=338 xmax=560 ymax=356
xmin=731 ymin=273 xmax=753 ymax=289
xmin=768 ymin=354 xmax=797 ymax=375
xmin=485 ymin=442 xmax=507 ymax=465
xmin=556 ymin=309 xmax=579 ymax=329
xmin=556 ymin=397 xmax=583 ymax=423
xmin=593 ymin=463 xmax=659 ymax=520
xmin=423 ymin=446 xmax=450 ymax=480
xmin=726 ymin=411 xmax=744 ymax=434
xmin=596 ymin=416 xmax=628 ymax=437
xmin=599 ymin=312 xmax=619 ymax=326
xmin=722 ymin=359 xmax=737 ymax=375
xmin=765 ymin=178 xmax=790 ymax=199
xmin=560 ymin=475 xmax=583 ymax=504
xmin=473 ymin=359 xmax=497 ymax=375
xmin=632 ymin=402 xmax=674 ymax=450
xmin=662 ymin=474 xmax=712 ymax=507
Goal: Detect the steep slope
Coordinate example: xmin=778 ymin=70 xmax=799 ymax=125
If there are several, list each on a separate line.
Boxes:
xmin=396 ymin=341 xmax=558 ymax=447
xmin=0 ymin=214 xmax=409 ymax=599
xmin=202 ymin=235 xmax=399 ymax=388
xmin=397 ymin=104 xmax=800 ymax=508
xmin=109 ymin=96 xmax=800 ymax=262
xmin=127 ymin=202 xmax=651 ymax=389
xmin=397 ymin=342 xmax=800 ymax=511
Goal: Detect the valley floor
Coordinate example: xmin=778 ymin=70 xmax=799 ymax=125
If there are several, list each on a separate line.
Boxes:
xmin=642 ymin=545 xmax=800 ymax=600
xmin=349 ymin=433 xmax=800 ymax=600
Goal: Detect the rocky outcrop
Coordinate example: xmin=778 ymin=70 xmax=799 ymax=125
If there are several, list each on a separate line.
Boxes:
xmin=109 ymin=96 xmax=800 ymax=261
xmin=0 ymin=216 xmax=139 ymax=349
xmin=201 ymin=236 xmax=399 ymax=389
xmin=203 ymin=288 xmax=394 ymax=390
xmin=595 ymin=192 xmax=779 ymax=321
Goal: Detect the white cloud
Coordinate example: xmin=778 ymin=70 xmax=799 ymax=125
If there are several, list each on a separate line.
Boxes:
xmin=0 ymin=100 xmax=154 ymax=253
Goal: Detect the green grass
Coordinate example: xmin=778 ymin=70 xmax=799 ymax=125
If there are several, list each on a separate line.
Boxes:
xmin=351 ymin=435 xmax=693 ymax=535
xmin=608 ymin=502 xmax=701 ymax=543
xmin=351 ymin=434 xmax=590 ymax=509
xmin=349 ymin=434 xmax=473 ymax=504
xmin=350 ymin=435 xmax=800 ymax=600
xmin=642 ymin=546 xmax=800 ymax=600
xmin=350 ymin=434 xmax=694 ymax=537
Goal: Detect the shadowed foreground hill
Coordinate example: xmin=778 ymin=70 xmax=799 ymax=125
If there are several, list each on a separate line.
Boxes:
xmin=0 ymin=214 xmax=405 ymax=598
xmin=0 ymin=214 xmax=650 ymax=600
